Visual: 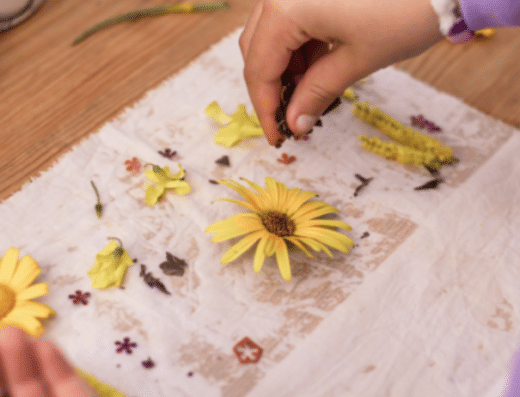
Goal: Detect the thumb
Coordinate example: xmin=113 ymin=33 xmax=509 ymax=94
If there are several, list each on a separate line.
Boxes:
xmin=285 ymin=45 xmax=360 ymax=135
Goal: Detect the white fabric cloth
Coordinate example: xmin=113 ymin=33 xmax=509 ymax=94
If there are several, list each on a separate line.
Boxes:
xmin=1 ymin=29 xmax=519 ymax=397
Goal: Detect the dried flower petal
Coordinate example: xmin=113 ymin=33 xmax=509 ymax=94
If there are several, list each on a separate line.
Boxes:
xmin=88 ymin=239 xmax=134 ymax=289
xmin=144 ymin=163 xmax=191 ymax=205
xmin=206 ymin=101 xmax=264 ymax=147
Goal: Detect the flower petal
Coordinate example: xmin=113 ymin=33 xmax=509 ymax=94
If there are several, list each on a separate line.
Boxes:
xmin=218 ymin=179 xmax=264 ymax=211
xmin=296 ymin=227 xmax=354 ymax=253
xmin=240 ymin=178 xmax=270 ymax=202
xmin=285 ymin=190 xmax=318 ymax=217
xmin=285 ymin=236 xmax=314 ymax=259
xmin=205 ymin=101 xmax=233 ymax=125
xmin=0 ymin=247 xmax=19 ymax=284
xmin=296 ymin=236 xmax=333 ymax=258
xmin=253 ymin=236 xmax=268 ymax=273
xmin=297 ymin=219 xmax=352 ymax=231
xmin=264 ymin=235 xmax=278 ymax=257
xmin=221 ymin=230 xmax=264 ymax=264
xmin=1 ymin=311 xmax=45 ymax=336
xmin=292 ymin=201 xmax=338 ymax=221
xmin=145 ymin=183 xmax=164 ymax=206
xmin=214 ymin=198 xmax=258 ymax=213
xmin=16 ymin=283 xmax=50 ymax=301
xmin=14 ymin=300 xmax=55 ymax=319
xmin=206 ymin=213 xmax=264 ymax=242
xmin=9 ymin=256 xmax=41 ymax=294
xmin=264 ymin=177 xmax=280 ymax=207
xmin=274 ymin=239 xmax=291 ymax=281
xmin=144 ymin=169 xmax=163 ymax=184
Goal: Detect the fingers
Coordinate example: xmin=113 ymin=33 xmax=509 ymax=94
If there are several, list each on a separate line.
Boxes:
xmin=0 ymin=326 xmax=47 ymax=397
xmin=33 ymin=337 xmax=97 ymax=397
xmin=239 ymin=0 xmax=263 ymax=58
xmin=285 ymin=44 xmax=360 ymax=135
xmin=242 ymin=1 xmax=310 ymax=145
xmin=0 ymin=326 xmax=96 ymax=397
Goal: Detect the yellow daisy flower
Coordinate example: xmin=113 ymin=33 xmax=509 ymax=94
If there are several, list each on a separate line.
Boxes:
xmin=205 ymin=177 xmax=354 ymax=281
xmin=0 ymin=247 xmax=55 ymax=336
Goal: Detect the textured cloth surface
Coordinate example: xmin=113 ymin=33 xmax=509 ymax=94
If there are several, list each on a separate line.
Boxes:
xmin=1 ymin=29 xmax=520 ymax=397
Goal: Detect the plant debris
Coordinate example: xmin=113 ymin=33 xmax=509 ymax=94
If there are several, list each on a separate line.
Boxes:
xmin=140 ymin=264 xmax=171 ymax=294
xmin=142 ymin=358 xmax=155 ymax=369
xmin=215 ymin=155 xmax=230 ymax=166
xmin=158 ymin=148 xmax=176 ymax=159
xmin=125 ymin=157 xmax=141 ymax=171
xmin=72 ymin=1 xmax=230 ymax=45
xmin=414 ymin=178 xmax=444 ymax=190
xmin=209 ymin=179 xmax=219 ymax=184
xmin=115 ymin=337 xmax=137 ymax=354
xmin=69 ymin=290 xmax=91 ymax=305
xmin=410 ymin=115 xmax=442 ymax=132
xmin=277 ymin=153 xmax=296 ymax=165
xmin=90 ymin=181 xmax=103 ymax=218
xmin=160 ymin=252 xmax=188 ymax=276
xmin=353 ymin=174 xmax=373 ymax=197
xmin=360 ymin=231 xmax=370 ymax=239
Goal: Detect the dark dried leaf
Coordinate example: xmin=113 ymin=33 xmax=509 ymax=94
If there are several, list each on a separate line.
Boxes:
xmin=414 ymin=178 xmax=443 ymax=190
xmin=215 ymin=155 xmax=230 ymax=166
xmin=160 ymin=252 xmax=188 ymax=276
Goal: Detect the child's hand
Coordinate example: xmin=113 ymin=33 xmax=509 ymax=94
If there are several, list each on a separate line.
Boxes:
xmin=0 ymin=326 xmax=97 ymax=396
xmin=239 ymin=0 xmax=443 ymax=145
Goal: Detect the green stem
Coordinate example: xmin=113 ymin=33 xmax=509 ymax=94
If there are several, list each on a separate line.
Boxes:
xmin=72 ymin=1 xmax=229 ymax=46
xmin=91 ymin=181 xmax=103 ymax=218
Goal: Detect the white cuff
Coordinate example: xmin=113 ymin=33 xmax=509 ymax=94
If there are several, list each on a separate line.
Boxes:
xmin=429 ymin=0 xmax=460 ymax=35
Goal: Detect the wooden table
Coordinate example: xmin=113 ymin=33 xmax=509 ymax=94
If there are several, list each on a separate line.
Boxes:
xmin=1 ymin=0 xmax=519 ymax=202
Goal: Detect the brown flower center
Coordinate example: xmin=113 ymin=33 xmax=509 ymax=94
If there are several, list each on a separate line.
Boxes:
xmin=0 ymin=284 xmax=16 ymax=319
xmin=261 ymin=211 xmax=295 ymax=237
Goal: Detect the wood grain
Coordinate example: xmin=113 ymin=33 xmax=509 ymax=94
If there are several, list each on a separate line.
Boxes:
xmin=1 ymin=0 xmax=519 ymax=202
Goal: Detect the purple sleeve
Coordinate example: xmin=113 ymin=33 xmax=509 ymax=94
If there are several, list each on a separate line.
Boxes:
xmin=506 ymin=347 xmax=520 ymax=397
xmin=458 ymin=0 xmax=520 ymax=30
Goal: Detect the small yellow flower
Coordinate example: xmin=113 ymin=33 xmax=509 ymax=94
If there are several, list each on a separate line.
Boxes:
xmin=76 ymin=368 xmax=126 ymax=397
xmin=205 ymin=101 xmax=264 ymax=147
xmin=206 ymin=177 xmax=354 ymax=281
xmin=88 ymin=239 xmax=134 ymax=289
xmin=474 ymin=28 xmax=495 ymax=40
xmin=353 ymin=101 xmax=454 ymax=169
xmin=342 ymin=87 xmax=358 ymax=102
xmin=144 ymin=163 xmax=191 ymax=206
xmin=0 ymin=247 xmax=55 ymax=336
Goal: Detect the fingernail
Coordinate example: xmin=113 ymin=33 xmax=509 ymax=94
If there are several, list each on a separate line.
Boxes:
xmin=296 ymin=115 xmax=318 ymax=134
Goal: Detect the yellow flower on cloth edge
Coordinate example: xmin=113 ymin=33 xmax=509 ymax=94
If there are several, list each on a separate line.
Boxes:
xmin=0 ymin=247 xmax=55 ymax=336
xmin=76 ymin=368 xmax=126 ymax=397
xmin=88 ymin=239 xmax=134 ymax=289
xmin=205 ymin=177 xmax=354 ymax=281
xmin=144 ymin=163 xmax=191 ymax=206
xmin=205 ymin=101 xmax=264 ymax=147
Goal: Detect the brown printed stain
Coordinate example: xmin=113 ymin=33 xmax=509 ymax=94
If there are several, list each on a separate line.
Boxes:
xmin=429 ymin=361 xmax=436 ymax=367
xmin=50 ymin=274 xmax=84 ymax=287
xmin=283 ymin=308 xmax=323 ymax=336
xmin=487 ymin=299 xmax=513 ymax=331
xmin=366 ymin=215 xmax=417 ymax=239
xmin=67 ymin=246 xmax=78 ymax=252
xmin=179 ymin=337 xmax=235 ymax=382
xmin=95 ymin=300 xmax=147 ymax=340
xmin=362 ymin=364 xmax=376 ymax=373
